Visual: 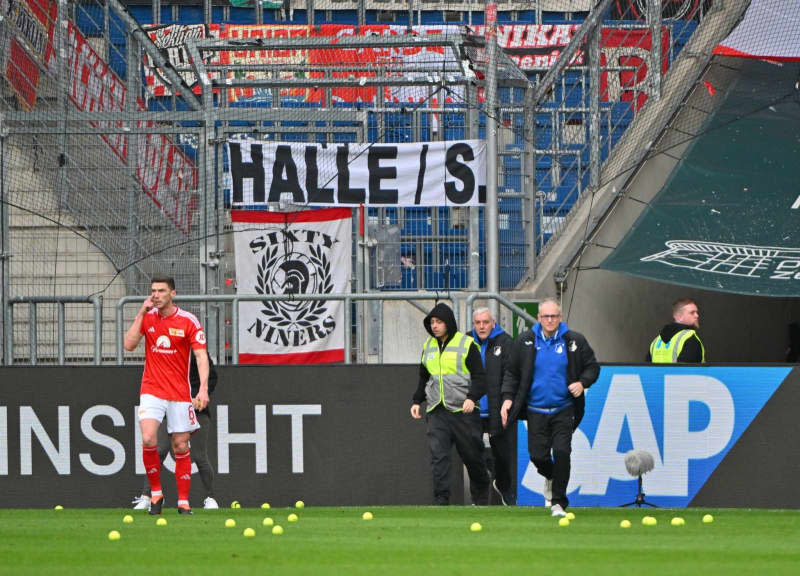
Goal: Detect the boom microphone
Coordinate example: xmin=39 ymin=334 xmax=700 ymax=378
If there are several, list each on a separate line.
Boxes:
xmin=624 ymin=449 xmax=655 ymax=477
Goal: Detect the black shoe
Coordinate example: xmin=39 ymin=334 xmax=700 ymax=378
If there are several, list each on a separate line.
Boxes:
xmin=148 ymin=496 xmax=164 ymax=515
xmin=492 ymin=480 xmax=508 ymax=506
xmin=177 ymin=507 xmax=193 ymax=515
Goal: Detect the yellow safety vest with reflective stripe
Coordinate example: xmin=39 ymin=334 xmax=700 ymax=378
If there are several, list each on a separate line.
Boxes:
xmin=650 ymin=329 xmax=705 ymax=363
xmin=421 ymin=332 xmax=474 ymax=412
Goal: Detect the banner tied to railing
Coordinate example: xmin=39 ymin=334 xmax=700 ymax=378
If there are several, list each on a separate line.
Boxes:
xmin=232 ymin=208 xmax=351 ymax=364
xmin=227 ymin=139 xmax=486 ymax=207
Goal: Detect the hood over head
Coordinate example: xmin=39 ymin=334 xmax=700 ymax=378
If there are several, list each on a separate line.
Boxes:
xmin=424 ymin=302 xmax=458 ymax=340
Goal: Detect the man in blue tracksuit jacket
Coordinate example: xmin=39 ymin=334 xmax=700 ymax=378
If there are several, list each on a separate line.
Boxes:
xmin=470 ymin=307 xmax=515 ymax=506
xmin=500 ymin=298 xmax=599 ymax=516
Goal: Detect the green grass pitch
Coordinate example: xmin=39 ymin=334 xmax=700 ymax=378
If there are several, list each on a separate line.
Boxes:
xmin=1 ymin=506 xmax=799 ymax=575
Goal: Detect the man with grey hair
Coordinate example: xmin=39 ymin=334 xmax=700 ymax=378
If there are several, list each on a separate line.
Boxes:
xmin=500 ymin=298 xmax=599 ymax=516
xmin=470 ymin=307 xmax=516 ymax=505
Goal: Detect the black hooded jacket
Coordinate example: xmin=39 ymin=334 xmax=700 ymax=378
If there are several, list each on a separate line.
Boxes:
xmin=647 ymin=322 xmax=704 ymax=363
xmin=413 ymin=302 xmax=487 ymax=406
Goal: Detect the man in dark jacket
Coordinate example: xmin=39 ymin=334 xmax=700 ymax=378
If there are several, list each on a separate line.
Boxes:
xmin=648 ymin=298 xmax=705 ymax=363
xmin=470 ymin=307 xmax=515 ymax=506
xmin=412 ymin=302 xmax=490 ymax=505
xmin=500 ymin=298 xmax=599 ymax=516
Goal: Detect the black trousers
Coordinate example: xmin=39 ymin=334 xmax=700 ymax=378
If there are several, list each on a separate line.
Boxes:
xmin=526 ymin=405 xmax=574 ymax=509
xmin=482 ymin=419 xmax=516 ymax=504
xmin=426 ymin=406 xmax=490 ymax=505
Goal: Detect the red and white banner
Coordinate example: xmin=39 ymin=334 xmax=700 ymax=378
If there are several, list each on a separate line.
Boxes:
xmin=66 ymin=21 xmax=197 ymax=235
xmin=143 ymin=23 xmax=222 ymax=96
xmin=140 ymin=23 xmax=669 ymax=109
xmin=1 ymin=0 xmax=58 ymax=109
xmin=714 ymin=0 xmax=800 ymax=61
xmin=231 ymin=208 xmax=351 ymax=364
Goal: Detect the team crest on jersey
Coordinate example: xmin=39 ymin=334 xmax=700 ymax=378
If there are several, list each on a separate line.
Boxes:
xmin=156 ymin=335 xmax=171 ymax=348
xmin=195 ymin=331 xmax=207 ymax=345
xmin=169 ymin=328 xmax=185 ymax=337
xmin=493 ymin=346 xmax=502 ymax=356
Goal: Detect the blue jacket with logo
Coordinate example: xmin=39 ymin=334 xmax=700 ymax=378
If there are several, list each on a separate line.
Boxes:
xmin=470 ymin=324 xmax=513 ymax=436
xmin=501 ymin=324 xmax=599 ymax=430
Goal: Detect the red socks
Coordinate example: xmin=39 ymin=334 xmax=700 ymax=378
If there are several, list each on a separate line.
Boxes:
xmin=174 ymin=450 xmax=192 ymax=509
xmin=142 ymin=445 xmax=162 ymax=499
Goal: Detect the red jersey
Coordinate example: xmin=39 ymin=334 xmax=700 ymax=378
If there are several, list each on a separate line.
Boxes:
xmin=139 ymin=306 xmax=207 ymax=401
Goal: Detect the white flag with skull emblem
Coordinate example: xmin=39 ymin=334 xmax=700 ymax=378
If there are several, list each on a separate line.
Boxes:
xmin=232 ymin=208 xmax=352 ymax=363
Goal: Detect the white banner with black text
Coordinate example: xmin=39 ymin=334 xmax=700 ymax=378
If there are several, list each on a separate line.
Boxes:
xmin=232 ymin=208 xmax=351 ymax=364
xmin=227 ymin=139 xmax=486 ymax=207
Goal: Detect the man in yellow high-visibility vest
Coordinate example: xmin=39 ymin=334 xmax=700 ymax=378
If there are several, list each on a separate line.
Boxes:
xmin=649 ymin=298 xmax=705 ymax=363
xmin=411 ymin=302 xmax=490 ymax=505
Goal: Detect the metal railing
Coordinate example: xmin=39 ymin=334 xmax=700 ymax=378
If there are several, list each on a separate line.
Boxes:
xmin=6 ymin=296 xmax=104 ymax=365
xmin=115 ymin=291 xmax=537 ymax=365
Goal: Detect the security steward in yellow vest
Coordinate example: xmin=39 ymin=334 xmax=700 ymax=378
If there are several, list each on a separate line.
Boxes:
xmin=648 ymin=298 xmax=705 ymax=363
xmin=411 ymin=302 xmax=490 ymax=505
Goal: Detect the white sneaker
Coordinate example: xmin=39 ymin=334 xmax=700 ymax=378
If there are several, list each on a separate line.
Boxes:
xmin=203 ymin=497 xmax=219 ymax=509
xmin=551 ymin=504 xmax=567 ymax=517
xmin=543 ymin=478 xmax=553 ymax=507
xmin=131 ymin=495 xmax=151 ymax=510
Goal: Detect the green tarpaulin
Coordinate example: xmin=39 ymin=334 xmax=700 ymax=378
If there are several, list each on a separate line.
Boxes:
xmin=601 ymin=59 xmax=800 ymax=297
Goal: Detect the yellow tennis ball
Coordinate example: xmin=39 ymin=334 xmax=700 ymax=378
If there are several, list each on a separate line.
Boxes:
xmin=362 ymin=511 xmax=373 ymax=521
xmin=671 ymin=517 xmax=685 ymax=526
xmin=261 ymin=502 xmax=271 ymax=510
xmin=54 ymin=505 xmax=64 ymax=510
xmin=287 ymin=513 xmax=298 ymax=523
xmin=295 ymin=500 xmax=305 ymax=509
xmin=231 ymin=501 xmax=241 ymax=509
xmin=558 ymin=517 xmax=570 ymax=527
xmin=620 ymin=519 xmax=632 ymax=529
xmin=108 ymin=530 xmax=121 ymax=541
xmin=225 ymin=518 xmax=236 ymax=528
xmin=122 ymin=515 xmax=134 ymax=524
xmin=262 ymin=517 xmax=274 ymax=527
xmin=243 ymin=528 xmax=256 ymax=538
xmin=642 ymin=516 xmax=657 ymax=526
xmin=566 ymin=512 xmax=575 ymax=521
xmin=470 ymin=522 xmax=482 ymax=532
xmin=272 ymin=525 xmax=284 ymax=535
xmin=156 ymin=518 xmax=167 ymax=526
xmin=702 ymin=514 xmax=714 ymax=524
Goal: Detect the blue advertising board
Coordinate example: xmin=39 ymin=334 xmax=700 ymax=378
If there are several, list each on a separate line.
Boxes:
xmin=516 ymin=366 xmax=792 ymax=507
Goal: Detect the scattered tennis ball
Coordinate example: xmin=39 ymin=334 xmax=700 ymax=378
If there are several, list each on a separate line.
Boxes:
xmin=295 ymin=500 xmax=305 ymax=509
xmin=261 ymin=502 xmax=271 ymax=510
xmin=558 ymin=517 xmax=570 ymax=527
xmin=671 ymin=517 xmax=685 ymax=526
xmin=288 ymin=513 xmax=298 ymax=523
xmin=620 ymin=519 xmax=632 ymax=529
xmin=566 ymin=512 xmax=575 ymax=521
xmin=231 ymin=501 xmax=241 ymax=509
xmin=470 ymin=522 xmax=482 ymax=532
xmin=262 ymin=517 xmax=274 ymax=527
xmin=156 ymin=518 xmax=167 ymax=526
xmin=108 ymin=530 xmax=121 ymax=541
xmin=362 ymin=511 xmax=373 ymax=521
xmin=54 ymin=505 xmax=64 ymax=510
xmin=243 ymin=528 xmax=255 ymax=538
xmin=702 ymin=514 xmax=714 ymax=524
xmin=642 ymin=516 xmax=657 ymax=526
xmin=225 ymin=518 xmax=236 ymax=528
xmin=272 ymin=525 xmax=284 ymax=535
xmin=122 ymin=515 xmax=134 ymax=524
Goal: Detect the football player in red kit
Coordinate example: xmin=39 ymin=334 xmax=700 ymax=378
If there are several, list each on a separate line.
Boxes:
xmin=124 ymin=276 xmax=209 ymax=514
